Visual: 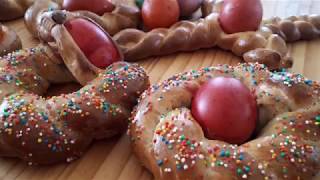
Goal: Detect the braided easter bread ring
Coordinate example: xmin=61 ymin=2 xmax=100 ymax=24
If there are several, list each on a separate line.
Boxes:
xmin=113 ymin=0 xmax=320 ymax=70
xmin=0 ymin=24 xmax=22 ymax=56
xmin=0 ymin=0 xmax=34 ymax=21
xmin=0 ymin=45 xmax=149 ymax=164
xmin=25 ymin=0 xmax=140 ymax=37
xmin=130 ymin=63 xmax=320 ymax=179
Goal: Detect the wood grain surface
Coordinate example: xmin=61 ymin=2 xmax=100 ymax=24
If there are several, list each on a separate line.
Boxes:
xmin=1 ymin=0 xmax=320 ymax=179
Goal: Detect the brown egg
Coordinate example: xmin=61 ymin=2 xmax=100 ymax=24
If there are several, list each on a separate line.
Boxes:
xmin=177 ymin=0 xmax=203 ymax=17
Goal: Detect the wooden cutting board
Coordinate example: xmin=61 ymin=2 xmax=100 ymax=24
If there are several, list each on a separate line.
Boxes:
xmin=2 ymin=0 xmax=320 ymax=179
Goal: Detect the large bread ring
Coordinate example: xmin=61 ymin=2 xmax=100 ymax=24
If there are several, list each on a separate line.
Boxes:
xmin=0 ymin=45 xmax=149 ymax=164
xmin=130 ymin=63 xmax=320 ymax=179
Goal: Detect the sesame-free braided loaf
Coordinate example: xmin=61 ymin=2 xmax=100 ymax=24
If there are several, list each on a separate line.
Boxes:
xmin=242 ymin=15 xmax=320 ymax=65
xmin=113 ymin=0 xmax=320 ymax=70
xmin=204 ymin=0 xmax=320 ymax=65
xmin=202 ymin=0 xmax=320 ymax=43
xmin=130 ymin=63 xmax=320 ymax=179
xmin=261 ymin=15 xmax=320 ymax=42
xmin=0 ymin=46 xmax=149 ymax=164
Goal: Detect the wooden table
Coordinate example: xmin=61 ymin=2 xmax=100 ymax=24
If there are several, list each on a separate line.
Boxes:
xmin=2 ymin=0 xmax=320 ymax=179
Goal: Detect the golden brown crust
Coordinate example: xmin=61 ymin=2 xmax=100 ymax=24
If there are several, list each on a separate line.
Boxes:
xmin=24 ymin=0 xmax=60 ymax=37
xmin=0 ymin=46 xmax=149 ymax=164
xmin=0 ymin=24 xmax=22 ymax=56
xmin=202 ymin=0 xmax=320 ymax=43
xmin=242 ymin=15 xmax=320 ymax=67
xmin=76 ymin=3 xmax=140 ymax=36
xmin=130 ymin=63 xmax=320 ymax=179
xmin=24 ymin=0 xmax=140 ymax=37
xmin=0 ymin=0 xmax=34 ymax=21
xmin=262 ymin=15 xmax=320 ymax=42
xmin=113 ymin=13 xmax=291 ymax=70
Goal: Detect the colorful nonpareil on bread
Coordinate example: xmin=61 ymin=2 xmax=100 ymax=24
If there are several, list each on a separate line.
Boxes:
xmin=0 ymin=47 xmax=148 ymax=164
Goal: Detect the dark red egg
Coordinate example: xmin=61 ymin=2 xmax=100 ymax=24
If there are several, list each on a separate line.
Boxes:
xmin=64 ymin=18 xmax=121 ymax=68
xmin=142 ymin=0 xmax=180 ymax=30
xmin=219 ymin=0 xmax=263 ymax=34
xmin=191 ymin=77 xmax=257 ymax=144
xmin=62 ymin=0 xmax=115 ymax=16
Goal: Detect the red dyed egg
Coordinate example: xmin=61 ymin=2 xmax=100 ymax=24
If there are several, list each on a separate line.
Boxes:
xmin=219 ymin=0 xmax=263 ymax=34
xmin=191 ymin=77 xmax=257 ymax=144
xmin=142 ymin=0 xmax=180 ymax=30
xmin=62 ymin=0 xmax=115 ymax=16
xmin=64 ymin=18 xmax=121 ymax=68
